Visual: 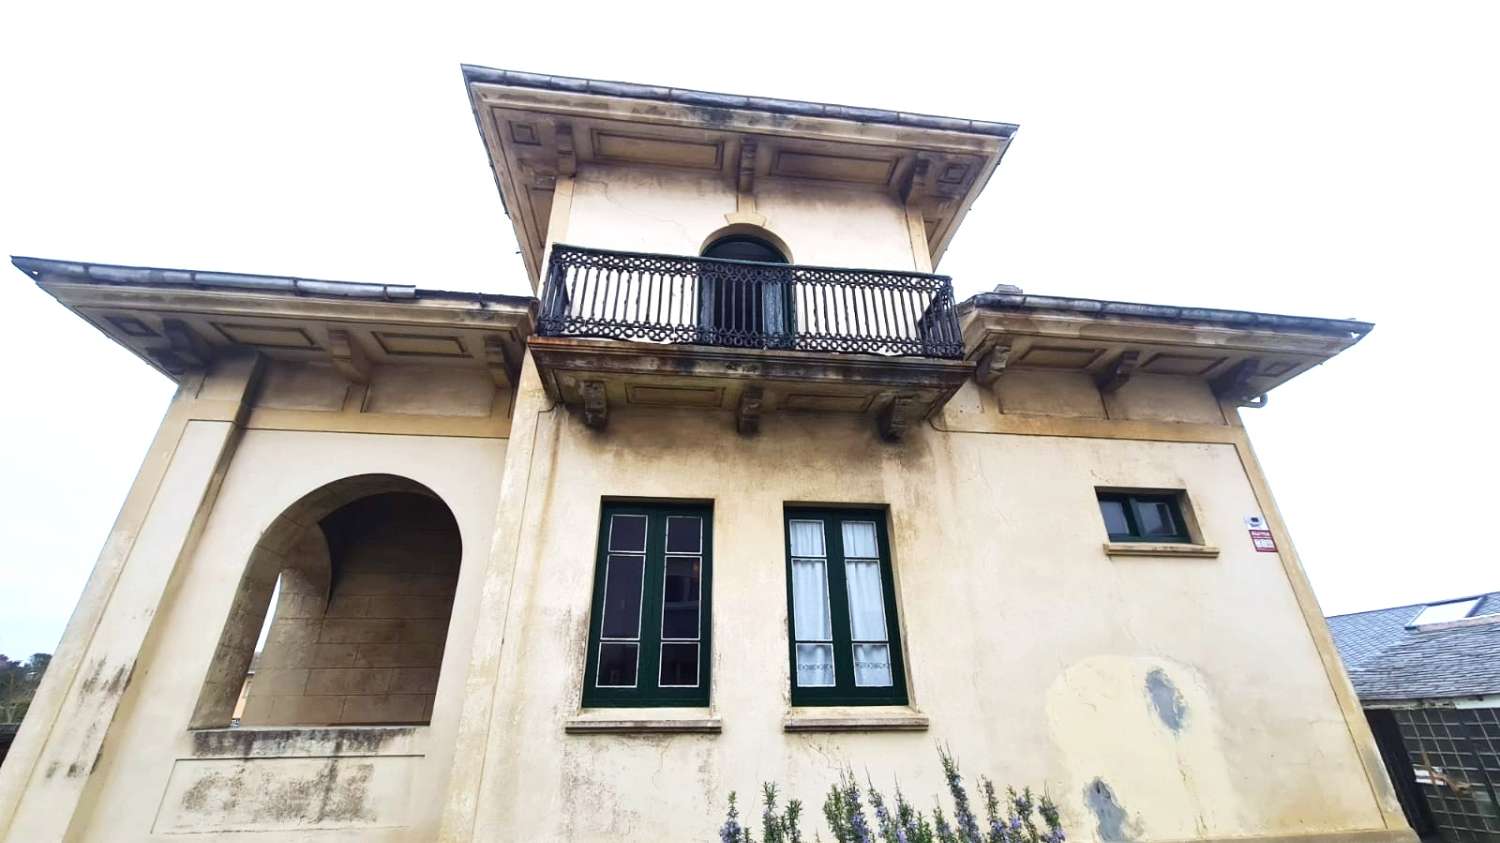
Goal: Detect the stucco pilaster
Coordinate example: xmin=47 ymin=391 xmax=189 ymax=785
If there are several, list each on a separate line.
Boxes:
xmin=437 ymin=351 xmax=555 ymax=841
xmin=0 ymin=353 xmax=262 ymax=842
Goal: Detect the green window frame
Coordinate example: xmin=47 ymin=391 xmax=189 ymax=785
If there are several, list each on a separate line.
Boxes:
xmin=783 ymin=507 xmax=907 ymax=706
xmin=1096 ymin=491 xmax=1191 ymax=543
xmin=583 ymin=501 xmax=712 ymax=708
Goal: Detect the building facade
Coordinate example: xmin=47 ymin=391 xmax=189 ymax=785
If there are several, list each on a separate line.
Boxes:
xmin=0 ymin=67 xmax=1412 ymax=842
xmin=1330 ymin=593 xmax=1500 ymax=842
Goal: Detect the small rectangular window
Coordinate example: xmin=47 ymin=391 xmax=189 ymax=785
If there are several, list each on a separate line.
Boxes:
xmin=784 ymin=508 xmax=907 ymax=706
xmin=584 ymin=503 xmax=711 ymax=707
xmin=1096 ymin=491 xmax=1191 ymax=543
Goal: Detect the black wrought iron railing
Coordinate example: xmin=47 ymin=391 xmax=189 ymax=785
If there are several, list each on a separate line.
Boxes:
xmin=538 ymin=245 xmax=964 ymax=359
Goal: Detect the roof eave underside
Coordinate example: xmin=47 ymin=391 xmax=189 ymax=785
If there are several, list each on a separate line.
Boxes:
xmin=964 ymin=291 xmax=1373 ymax=340
xmin=460 ymin=65 xmax=1018 ymax=140
xmin=12 ymin=256 xmax=536 ymax=310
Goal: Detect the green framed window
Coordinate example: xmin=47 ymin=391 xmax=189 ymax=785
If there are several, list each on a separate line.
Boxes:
xmin=583 ymin=502 xmax=712 ymax=708
xmin=783 ymin=507 xmax=907 ymax=706
xmin=1096 ymin=491 xmax=1191 ymax=543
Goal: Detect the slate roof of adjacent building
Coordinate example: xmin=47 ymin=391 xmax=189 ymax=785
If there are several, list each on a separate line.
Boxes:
xmin=1327 ymin=592 xmax=1500 ymax=702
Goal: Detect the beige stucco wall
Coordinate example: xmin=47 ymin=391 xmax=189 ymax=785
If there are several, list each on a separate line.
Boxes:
xmin=0 ymin=351 xmax=1402 ymax=842
xmin=566 ymin=164 xmax=922 ymax=272
xmin=443 ymin=361 xmax=1396 ymax=842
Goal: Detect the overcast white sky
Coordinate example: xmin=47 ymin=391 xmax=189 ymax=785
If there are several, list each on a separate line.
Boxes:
xmin=2 ymin=2 xmax=1496 ymax=658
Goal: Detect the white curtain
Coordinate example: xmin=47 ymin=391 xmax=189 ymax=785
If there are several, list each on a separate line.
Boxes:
xmin=844 ymin=560 xmax=887 ymax=640
xmin=841 ymin=521 xmax=878 ymax=558
xmin=789 ymin=520 xmax=826 ymax=557
xmin=791 ymin=560 xmax=832 ymax=640
xmin=853 ymin=643 xmax=892 ymax=687
xmin=796 ymin=643 xmax=835 ymax=687
xmin=845 ymin=556 xmax=890 ymax=687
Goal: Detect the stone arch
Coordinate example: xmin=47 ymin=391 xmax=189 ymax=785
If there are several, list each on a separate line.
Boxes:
xmin=190 ymin=474 xmax=456 ymax=729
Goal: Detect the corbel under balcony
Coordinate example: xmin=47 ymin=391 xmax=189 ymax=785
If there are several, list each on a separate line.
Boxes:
xmin=960 ymin=290 xmax=1373 ymax=407
xmin=529 ymin=336 xmax=971 ymax=441
xmin=13 ymin=257 xmax=535 ymax=386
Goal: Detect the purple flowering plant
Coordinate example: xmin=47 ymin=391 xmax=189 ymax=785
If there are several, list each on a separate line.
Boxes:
xmin=717 ymin=748 xmax=1064 ymax=843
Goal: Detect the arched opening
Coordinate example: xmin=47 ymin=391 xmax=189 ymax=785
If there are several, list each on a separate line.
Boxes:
xmin=191 ymin=474 xmax=462 ymax=729
xmin=698 ymin=229 xmax=794 ymax=348
xmin=702 ymin=233 xmax=788 ymax=264
xmin=698 ymin=223 xmax=792 ymax=264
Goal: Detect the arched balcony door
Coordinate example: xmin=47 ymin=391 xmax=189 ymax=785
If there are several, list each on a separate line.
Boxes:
xmin=698 ymin=234 xmax=794 ymax=349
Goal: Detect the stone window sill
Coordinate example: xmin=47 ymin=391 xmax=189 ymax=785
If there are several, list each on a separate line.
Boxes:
xmin=1103 ymin=542 xmax=1219 ymax=559
xmin=564 ymin=708 xmax=721 ymax=735
xmin=783 ymin=706 xmax=928 ymax=733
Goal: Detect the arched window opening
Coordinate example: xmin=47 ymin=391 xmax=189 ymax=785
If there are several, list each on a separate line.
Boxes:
xmin=702 ymin=234 xmax=787 ymax=265
xmin=192 ymin=475 xmax=462 ymax=729
xmin=699 ymin=232 xmax=793 ymax=348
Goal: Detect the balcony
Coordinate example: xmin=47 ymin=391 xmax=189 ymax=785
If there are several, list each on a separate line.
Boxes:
xmin=528 ymin=245 xmax=973 ymax=439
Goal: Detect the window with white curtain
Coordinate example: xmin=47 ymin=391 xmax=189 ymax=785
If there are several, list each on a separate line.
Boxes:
xmin=784 ymin=508 xmax=907 ymax=706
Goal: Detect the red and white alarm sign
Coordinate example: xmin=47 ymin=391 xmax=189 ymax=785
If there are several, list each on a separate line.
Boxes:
xmin=1245 ymin=515 xmax=1277 ymax=552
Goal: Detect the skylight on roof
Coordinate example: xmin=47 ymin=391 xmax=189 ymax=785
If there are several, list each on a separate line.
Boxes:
xmin=1408 ymin=598 xmax=1481 ymax=627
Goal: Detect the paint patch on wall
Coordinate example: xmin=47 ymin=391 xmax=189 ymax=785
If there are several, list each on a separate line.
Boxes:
xmin=153 ymin=755 xmax=416 ymax=833
xmin=1145 ymin=668 xmax=1188 ymax=733
xmin=1084 ymin=778 xmax=1140 ymax=842
xmin=1045 ymin=655 xmax=1246 ymax=839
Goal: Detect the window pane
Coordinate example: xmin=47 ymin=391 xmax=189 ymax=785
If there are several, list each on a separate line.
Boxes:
xmin=1136 ymin=500 xmax=1178 ymax=537
xmin=600 ymin=555 xmax=644 ymax=639
xmin=1098 ymin=499 xmax=1130 ymax=536
xmin=666 ymin=516 xmax=702 ymax=553
xmin=659 ymin=642 xmax=699 ymax=687
xmin=788 ymin=520 xmax=826 ymax=557
xmin=795 ymin=642 xmax=835 ymax=687
xmin=661 ymin=557 xmax=701 ymax=639
xmin=609 ymin=514 xmax=647 ymax=552
xmin=841 ymin=521 xmax=879 ymax=558
xmin=853 ymin=643 xmax=893 ymax=687
xmin=845 ymin=560 xmax=888 ymax=641
xmin=597 ymin=642 xmax=638 ymax=687
xmin=791 ymin=559 xmax=832 ymax=641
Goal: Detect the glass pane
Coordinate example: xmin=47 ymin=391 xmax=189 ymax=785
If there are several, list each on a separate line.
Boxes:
xmin=845 ymin=560 xmax=888 ymax=641
xmin=795 ymin=642 xmax=835 ymax=687
xmin=661 ymin=557 xmax=701 ymax=639
xmin=600 ymin=555 xmax=644 ymax=639
xmin=659 ymin=642 xmax=699 ymax=687
xmin=597 ymin=642 xmax=638 ymax=687
xmin=853 ymin=643 xmax=893 ymax=687
xmin=791 ymin=559 xmax=832 ymax=641
xmin=1136 ymin=500 xmax=1178 ymax=537
xmin=788 ymin=520 xmax=826 ymax=557
xmin=1410 ymin=598 xmax=1481 ymax=626
xmin=609 ymin=514 xmax=647 ymax=552
xmin=841 ymin=521 xmax=879 ymax=558
xmin=666 ymin=516 xmax=702 ymax=553
xmin=1098 ymin=499 xmax=1131 ymax=536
